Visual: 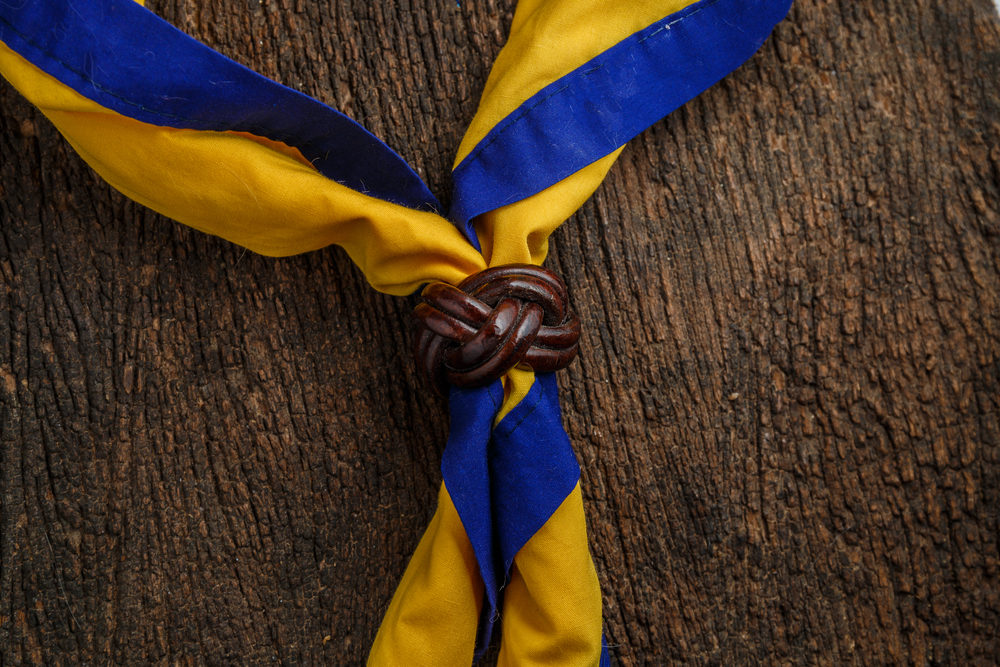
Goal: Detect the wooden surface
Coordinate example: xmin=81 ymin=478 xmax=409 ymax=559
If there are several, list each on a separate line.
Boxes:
xmin=2 ymin=0 xmax=999 ymax=663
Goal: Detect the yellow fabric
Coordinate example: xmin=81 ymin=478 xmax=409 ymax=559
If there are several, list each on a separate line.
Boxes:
xmin=477 ymin=150 xmax=624 ymax=268
xmin=460 ymin=0 xmax=702 ymax=268
xmin=369 ymin=485 xmax=483 ymax=666
xmin=370 ymin=483 xmax=602 ymax=667
xmin=455 ymin=0 xmax=699 ymax=167
xmin=498 ymin=367 xmax=535 ymax=423
xmin=0 ymin=41 xmax=485 ymax=295
xmin=499 ymin=484 xmax=603 ymax=666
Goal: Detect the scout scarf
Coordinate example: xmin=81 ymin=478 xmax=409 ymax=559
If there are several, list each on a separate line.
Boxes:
xmin=0 ymin=0 xmax=791 ymax=663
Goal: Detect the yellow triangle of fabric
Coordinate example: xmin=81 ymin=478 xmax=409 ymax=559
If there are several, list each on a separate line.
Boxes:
xmin=369 ymin=485 xmax=483 ymax=666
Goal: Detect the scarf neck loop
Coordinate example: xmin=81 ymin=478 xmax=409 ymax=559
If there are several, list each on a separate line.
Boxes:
xmin=0 ymin=0 xmax=792 ymax=661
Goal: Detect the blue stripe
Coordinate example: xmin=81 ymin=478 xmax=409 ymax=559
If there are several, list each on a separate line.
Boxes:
xmin=442 ymin=373 xmax=580 ymax=656
xmin=0 ymin=0 xmax=439 ymax=212
xmin=439 ymin=380 xmax=504 ymax=652
xmin=489 ymin=373 xmax=580 ymax=571
xmin=450 ymin=0 xmax=793 ymax=238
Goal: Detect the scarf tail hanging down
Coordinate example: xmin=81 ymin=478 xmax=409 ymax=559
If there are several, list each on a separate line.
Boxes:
xmin=0 ymin=0 xmax=792 ymax=664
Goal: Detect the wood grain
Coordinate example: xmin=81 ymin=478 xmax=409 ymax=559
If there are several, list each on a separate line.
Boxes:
xmin=1 ymin=0 xmax=998 ymax=663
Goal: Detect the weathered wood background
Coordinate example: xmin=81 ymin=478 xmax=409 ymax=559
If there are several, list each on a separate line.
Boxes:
xmin=2 ymin=0 xmax=998 ymax=663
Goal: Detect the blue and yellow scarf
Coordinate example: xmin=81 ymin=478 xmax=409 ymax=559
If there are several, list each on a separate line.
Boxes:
xmin=0 ymin=0 xmax=791 ymax=662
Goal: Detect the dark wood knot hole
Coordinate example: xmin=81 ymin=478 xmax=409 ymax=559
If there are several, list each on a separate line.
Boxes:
xmin=412 ymin=264 xmax=581 ymax=390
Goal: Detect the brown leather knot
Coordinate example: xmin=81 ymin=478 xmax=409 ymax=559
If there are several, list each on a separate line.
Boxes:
xmin=413 ymin=264 xmax=581 ymax=389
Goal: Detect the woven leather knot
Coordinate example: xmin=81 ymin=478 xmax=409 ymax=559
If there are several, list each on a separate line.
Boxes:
xmin=413 ymin=264 xmax=581 ymax=389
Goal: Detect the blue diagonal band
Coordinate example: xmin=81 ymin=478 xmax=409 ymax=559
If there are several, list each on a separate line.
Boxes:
xmin=0 ymin=0 xmax=439 ymax=211
xmin=450 ymin=0 xmax=793 ymax=240
xmin=441 ymin=373 xmax=580 ymax=655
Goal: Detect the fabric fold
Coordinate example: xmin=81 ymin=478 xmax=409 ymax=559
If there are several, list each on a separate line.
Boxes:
xmin=368 ymin=485 xmax=484 ymax=666
xmin=0 ymin=41 xmax=484 ymax=294
xmin=497 ymin=484 xmax=605 ymax=667
xmin=451 ymin=0 xmax=793 ymax=241
xmin=440 ymin=373 xmax=582 ymax=655
xmin=0 ymin=0 xmax=438 ymax=210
